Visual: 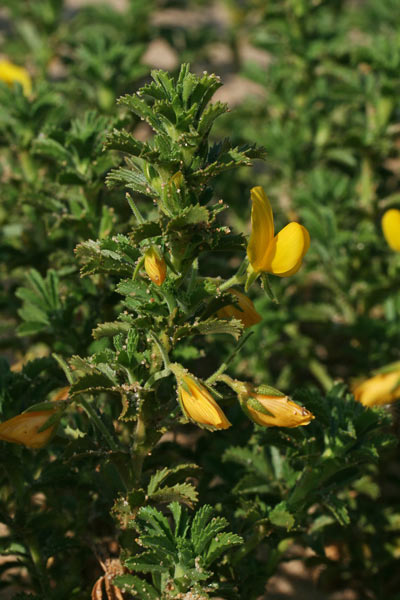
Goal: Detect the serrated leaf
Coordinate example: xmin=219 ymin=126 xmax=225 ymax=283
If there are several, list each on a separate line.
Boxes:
xmin=113 ymin=574 xmax=159 ymax=599
xmin=269 ymin=502 xmax=295 ymax=530
xmin=203 ymin=531 xmax=243 ymax=567
xmin=148 ymin=483 xmax=198 ymax=508
xmin=129 ymin=221 xmax=162 ymax=243
xmin=323 ymin=496 xmax=350 ymax=526
xmin=125 ymin=553 xmax=170 ymax=574
xmin=105 ymin=128 xmax=148 ymax=155
xmin=106 ymin=166 xmax=151 ymax=195
xmin=137 ymin=505 xmax=173 ymax=540
xmin=147 ymin=467 xmax=169 ymax=495
xmin=166 ymin=204 xmax=209 ymax=231
xmin=32 ymin=136 xmax=73 ymax=164
xmin=69 ymin=373 xmax=115 ymax=395
xmin=173 ymin=318 xmax=243 ymax=343
xmin=16 ymin=321 xmax=47 ymax=336
xmin=92 ymin=321 xmax=130 ymax=339
xmin=191 ymin=507 xmax=227 ymax=555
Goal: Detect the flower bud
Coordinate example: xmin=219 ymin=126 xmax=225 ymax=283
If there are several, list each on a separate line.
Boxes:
xmin=52 ymin=386 xmax=70 ymax=402
xmin=144 ymin=247 xmax=167 ymax=286
xmin=382 ymin=209 xmax=400 ymax=252
xmin=217 ymin=288 xmax=262 ymax=328
xmin=177 ymin=374 xmax=231 ymax=430
xmin=353 ymin=370 xmax=400 ymax=407
xmin=0 ymin=410 xmax=57 ymax=448
xmin=0 ymin=59 xmax=32 ymax=96
xmin=240 ymin=385 xmax=314 ymax=428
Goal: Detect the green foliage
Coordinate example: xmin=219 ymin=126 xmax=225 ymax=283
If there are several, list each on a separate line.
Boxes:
xmin=1 ymin=2 xmax=400 ymax=599
xmin=115 ymin=502 xmax=243 ymax=599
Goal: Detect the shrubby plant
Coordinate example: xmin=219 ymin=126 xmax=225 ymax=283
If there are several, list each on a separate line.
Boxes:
xmin=0 ymin=1 xmax=400 ymax=599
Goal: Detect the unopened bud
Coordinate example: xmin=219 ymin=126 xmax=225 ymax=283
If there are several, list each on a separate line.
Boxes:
xmin=177 ymin=373 xmax=231 ymax=431
xmin=144 ymin=247 xmax=167 ymax=286
xmin=240 ymin=384 xmax=314 ymax=428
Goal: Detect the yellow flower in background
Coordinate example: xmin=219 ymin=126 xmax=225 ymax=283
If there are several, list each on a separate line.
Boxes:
xmin=247 ymin=186 xmax=310 ymax=277
xmin=353 ymin=370 xmax=400 ymax=407
xmin=241 ymin=386 xmax=314 ymax=427
xmin=144 ymin=247 xmax=167 ymax=286
xmin=217 ymin=288 xmax=262 ymax=328
xmin=382 ymin=209 xmax=400 ymax=252
xmin=0 ymin=59 xmax=32 ymax=96
xmin=178 ymin=375 xmax=231 ymax=430
xmin=0 ymin=410 xmax=56 ymax=448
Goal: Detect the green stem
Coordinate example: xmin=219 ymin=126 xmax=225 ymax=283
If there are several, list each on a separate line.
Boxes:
xmin=27 ymin=536 xmax=51 ymax=596
xmin=19 ymin=151 xmax=36 ymax=183
xmin=132 ymin=256 xmax=145 ymax=281
xmin=126 ymin=193 xmax=145 ymax=224
xmin=150 ymin=331 xmax=170 ymax=368
xmin=186 ymin=259 xmax=198 ymax=295
xmin=206 ymin=331 xmax=253 ymax=385
xmin=80 ymin=398 xmax=119 ymax=452
xmin=52 ymin=353 xmax=74 ymax=384
xmin=231 ymin=523 xmax=268 ymax=567
xmin=309 ymin=359 xmax=333 ymax=391
xmin=132 ymin=412 xmax=147 ymax=487
xmin=219 ymin=260 xmax=248 ymax=292
xmin=261 ymin=272 xmax=279 ymax=304
xmin=160 ymin=287 xmax=177 ymax=314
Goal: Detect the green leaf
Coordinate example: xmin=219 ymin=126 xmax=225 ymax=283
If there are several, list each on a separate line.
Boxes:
xmin=113 ymin=575 xmax=159 ymax=599
xmin=106 ymin=166 xmax=151 ymax=195
xmin=166 ymin=204 xmax=209 ymax=232
xmin=269 ymin=502 xmax=295 ymax=530
xmin=148 ymin=483 xmax=198 ymax=508
xmin=130 ymin=221 xmax=162 ymax=243
xmin=191 ymin=507 xmax=227 ymax=555
xmin=70 ymin=373 xmax=115 ymax=396
xmin=204 ymin=531 xmax=243 ymax=567
xmin=323 ymin=496 xmax=350 ymax=526
xmin=32 ymin=136 xmax=73 ymax=165
xmin=104 ymin=128 xmax=148 ymax=155
xmin=92 ymin=321 xmax=130 ymax=339
xmin=173 ymin=318 xmax=243 ymax=342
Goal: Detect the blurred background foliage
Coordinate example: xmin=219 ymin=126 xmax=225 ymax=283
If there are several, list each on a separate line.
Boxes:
xmin=1 ymin=0 xmax=400 ymax=598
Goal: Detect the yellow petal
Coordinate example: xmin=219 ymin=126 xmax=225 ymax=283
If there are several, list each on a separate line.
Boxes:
xmin=179 ymin=376 xmax=231 ymax=430
xmin=246 ymin=394 xmax=314 ymax=427
xmin=217 ymin=288 xmax=262 ymax=328
xmin=247 ymin=186 xmax=274 ymax=272
xmin=0 ymin=60 xmax=32 ymax=96
xmin=353 ymin=371 xmax=400 ymax=407
xmin=144 ymin=247 xmax=167 ymax=286
xmin=382 ymin=209 xmax=400 ymax=252
xmin=273 ymin=224 xmax=310 ymax=277
xmin=261 ymin=222 xmax=307 ymax=276
xmin=0 ymin=411 xmax=56 ymax=448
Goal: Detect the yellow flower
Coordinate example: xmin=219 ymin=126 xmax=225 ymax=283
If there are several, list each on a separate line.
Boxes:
xmin=241 ymin=385 xmax=314 ymax=427
xmin=0 ymin=59 xmax=32 ymax=96
xmin=217 ymin=288 xmax=262 ymax=328
xmin=353 ymin=371 xmax=400 ymax=407
xmin=247 ymin=186 xmax=310 ymax=277
xmin=144 ymin=247 xmax=167 ymax=286
xmin=0 ymin=410 xmax=56 ymax=448
xmin=382 ymin=209 xmax=400 ymax=252
xmin=177 ymin=375 xmax=231 ymax=430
